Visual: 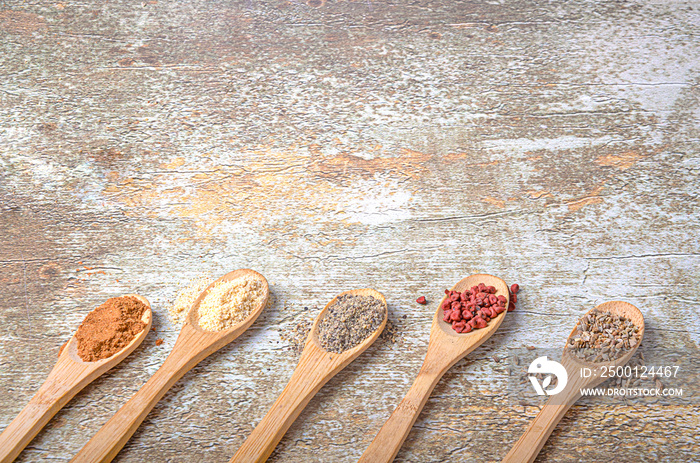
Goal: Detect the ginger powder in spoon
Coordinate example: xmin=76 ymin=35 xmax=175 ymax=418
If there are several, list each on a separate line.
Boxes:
xmin=197 ymin=275 xmax=266 ymax=331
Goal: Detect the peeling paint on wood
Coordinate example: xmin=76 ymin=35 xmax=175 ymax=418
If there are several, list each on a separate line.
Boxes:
xmin=1 ymin=0 xmax=699 ymax=462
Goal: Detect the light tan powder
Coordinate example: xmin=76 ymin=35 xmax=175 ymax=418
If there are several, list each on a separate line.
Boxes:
xmin=197 ymin=275 xmax=265 ymax=331
xmin=169 ymin=275 xmax=214 ymax=325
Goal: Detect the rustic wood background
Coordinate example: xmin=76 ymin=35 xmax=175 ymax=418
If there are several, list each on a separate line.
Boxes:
xmin=1 ymin=0 xmax=699 ymax=462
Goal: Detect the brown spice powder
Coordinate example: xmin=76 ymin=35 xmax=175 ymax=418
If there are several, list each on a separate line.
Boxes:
xmin=75 ymin=296 xmax=148 ymax=362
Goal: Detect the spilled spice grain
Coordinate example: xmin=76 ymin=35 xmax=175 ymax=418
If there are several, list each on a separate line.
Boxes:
xmin=75 ymin=296 xmax=148 ymax=362
xmin=155 ymin=338 xmax=164 ymax=346
xmin=280 ymin=316 xmax=313 ymax=355
xmin=379 ymin=317 xmax=398 ymax=344
xmin=317 ymin=295 xmax=386 ymax=354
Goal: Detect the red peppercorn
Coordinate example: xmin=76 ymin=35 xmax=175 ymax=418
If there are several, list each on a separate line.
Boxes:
xmin=442 ymin=282 xmax=509 ymax=334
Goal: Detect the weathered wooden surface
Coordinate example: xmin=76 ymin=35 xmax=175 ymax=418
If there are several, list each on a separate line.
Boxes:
xmin=1 ymin=0 xmax=699 ymax=462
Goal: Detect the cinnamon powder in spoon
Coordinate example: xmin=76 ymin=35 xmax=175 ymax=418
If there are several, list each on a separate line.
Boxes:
xmin=74 ymin=296 xmax=148 ymax=362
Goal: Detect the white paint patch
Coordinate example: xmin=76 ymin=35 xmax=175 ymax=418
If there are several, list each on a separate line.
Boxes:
xmin=481 ymin=135 xmax=615 ymax=154
xmin=341 ymin=179 xmax=413 ymax=225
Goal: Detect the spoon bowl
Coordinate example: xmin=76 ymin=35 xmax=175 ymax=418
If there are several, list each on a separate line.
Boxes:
xmin=186 ymin=269 xmax=270 ymax=341
xmin=432 ymin=274 xmax=510 ymax=344
xmin=309 ymin=288 xmax=387 ymax=354
xmin=502 ymin=301 xmax=644 ymax=463
xmin=0 ymin=294 xmax=152 ymax=463
xmin=72 ymin=269 xmax=269 ymax=463
xmin=64 ymin=294 xmax=152 ymax=364
xmin=562 ymin=300 xmax=645 ymax=370
xmin=359 ymin=274 xmax=509 ymax=463
xmin=230 ymin=288 xmax=387 ymax=463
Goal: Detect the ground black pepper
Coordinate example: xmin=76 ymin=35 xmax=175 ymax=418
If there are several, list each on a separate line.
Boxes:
xmin=317 ymin=295 xmax=386 ymax=354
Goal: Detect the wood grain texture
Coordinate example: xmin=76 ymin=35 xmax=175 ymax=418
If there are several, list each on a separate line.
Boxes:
xmin=1 ymin=0 xmax=699 ymax=462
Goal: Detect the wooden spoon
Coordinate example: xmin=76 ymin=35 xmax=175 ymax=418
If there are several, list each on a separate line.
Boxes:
xmin=230 ymin=288 xmax=387 ymax=463
xmin=71 ymin=269 xmax=269 ymax=463
xmin=501 ymin=301 xmax=644 ymax=463
xmin=0 ymin=294 xmax=152 ymax=463
xmin=358 ymin=274 xmax=509 ymax=463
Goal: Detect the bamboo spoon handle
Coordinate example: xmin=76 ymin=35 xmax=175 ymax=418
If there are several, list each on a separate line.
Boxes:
xmin=231 ymin=348 xmax=333 ymax=463
xmin=0 ymin=373 xmax=76 ymax=463
xmin=501 ymin=362 xmax=585 ymax=463
xmin=501 ymin=393 xmax=580 ymax=463
xmin=70 ymin=352 xmax=191 ymax=463
xmin=358 ymin=359 xmax=443 ymax=463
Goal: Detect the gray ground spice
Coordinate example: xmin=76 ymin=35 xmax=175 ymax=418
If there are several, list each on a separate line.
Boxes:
xmin=317 ymin=294 xmax=386 ymax=354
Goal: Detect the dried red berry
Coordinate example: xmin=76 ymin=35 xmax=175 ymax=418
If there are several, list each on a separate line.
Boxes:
xmin=510 ymin=283 xmax=519 ymax=294
xmin=442 ymin=281 xmax=508 ymax=334
xmin=416 ymin=296 xmax=427 ymax=304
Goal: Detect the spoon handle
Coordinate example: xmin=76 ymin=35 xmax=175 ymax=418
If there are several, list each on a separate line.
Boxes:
xmin=500 ymin=396 xmax=579 ymax=463
xmin=501 ymin=361 xmax=585 ymax=463
xmin=70 ymin=348 xmax=193 ymax=463
xmin=230 ymin=346 xmax=335 ymax=463
xmin=0 ymin=356 xmax=100 ymax=463
xmin=358 ymin=355 xmax=443 ymax=463
xmin=0 ymin=374 xmax=71 ymax=463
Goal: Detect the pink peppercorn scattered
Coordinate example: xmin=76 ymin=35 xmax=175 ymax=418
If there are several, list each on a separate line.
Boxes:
xmin=508 ymin=283 xmax=520 ymax=312
xmin=416 ymin=296 xmax=427 ymax=305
